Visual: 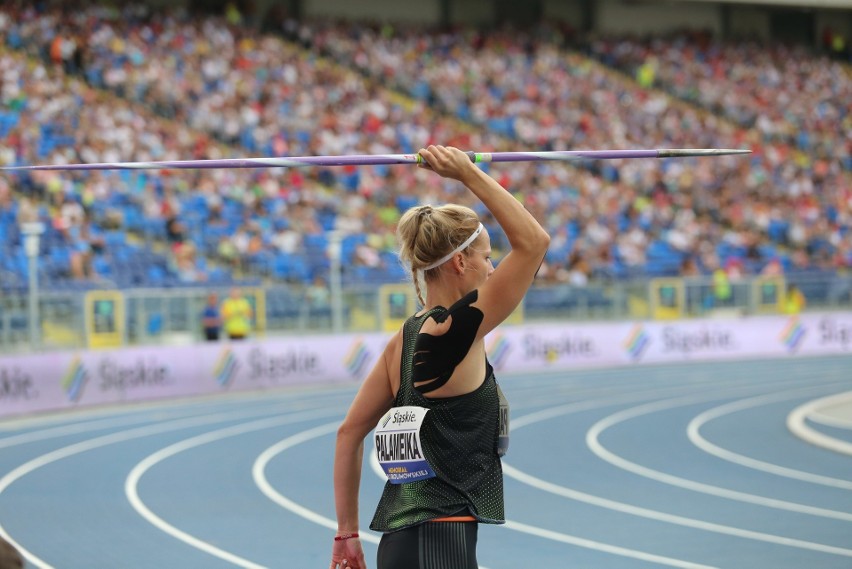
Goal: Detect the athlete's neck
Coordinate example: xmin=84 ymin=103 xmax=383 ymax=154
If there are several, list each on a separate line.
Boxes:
xmin=425 ymin=286 xmax=473 ymax=311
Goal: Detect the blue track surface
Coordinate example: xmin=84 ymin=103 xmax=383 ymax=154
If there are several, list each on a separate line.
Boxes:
xmin=1 ymin=355 xmax=851 ymax=568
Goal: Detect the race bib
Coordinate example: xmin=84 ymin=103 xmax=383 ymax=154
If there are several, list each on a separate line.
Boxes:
xmin=374 ymin=406 xmax=436 ymax=484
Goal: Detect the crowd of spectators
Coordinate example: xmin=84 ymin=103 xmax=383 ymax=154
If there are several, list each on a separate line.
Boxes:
xmin=585 ymin=30 xmax=851 ymax=165
xmin=0 ymin=4 xmax=468 ymax=290
xmin=0 ymin=3 xmax=849 ymax=297
xmin=293 ymin=20 xmax=852 ymax=279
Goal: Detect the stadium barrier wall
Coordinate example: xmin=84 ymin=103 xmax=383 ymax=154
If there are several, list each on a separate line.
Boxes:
xmin=1 ymin=311 xmax=851 ymax=418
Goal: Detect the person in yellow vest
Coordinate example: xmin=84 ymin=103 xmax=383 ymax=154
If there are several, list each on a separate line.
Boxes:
xmin=784 ymin=284 xmax=806 ymax=314
xmin=224 ymin=2 xmax=243 ymax=26
xmin=221 ymin=287 xmax=253 ymax=340
xmin=636 ymin=56 xmax=657 ymax=89
xmin=831 ymin=32 xmax=846 ymax=60
xmin=712 ymin=268 xmax=732 ymax=306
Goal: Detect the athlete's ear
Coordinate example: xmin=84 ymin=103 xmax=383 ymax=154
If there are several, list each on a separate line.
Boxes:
xmin=452 ymin=253 xmax=465 ymax=275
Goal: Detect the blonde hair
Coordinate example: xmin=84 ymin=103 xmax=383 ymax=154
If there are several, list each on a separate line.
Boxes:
xmin=397 ymin=204 xmax=481 ymax=306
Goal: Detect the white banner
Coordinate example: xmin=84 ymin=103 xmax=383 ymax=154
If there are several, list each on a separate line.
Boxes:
xmin=2 ymin=312 xmax=852 ymax=418
xmin=484 ymin=312 xmax=852 ymax=372
xmin=0 ymin=333 xmax=388 ymax=417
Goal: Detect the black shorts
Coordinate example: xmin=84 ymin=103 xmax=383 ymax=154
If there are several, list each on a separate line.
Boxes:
xmin=377 ymin=522 xmax=478 ymax=569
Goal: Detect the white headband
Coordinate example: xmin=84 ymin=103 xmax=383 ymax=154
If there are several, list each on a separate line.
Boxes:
xmin=422 ymin=223 xmax=484 ymax=271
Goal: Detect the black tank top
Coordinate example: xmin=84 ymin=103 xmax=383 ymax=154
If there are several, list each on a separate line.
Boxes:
xmin=370 ymin=298 xmax=506 ymax=532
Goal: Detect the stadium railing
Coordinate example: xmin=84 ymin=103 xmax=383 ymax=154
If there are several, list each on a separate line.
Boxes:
xmin=1 ymin=272 xmax=850 ymax=353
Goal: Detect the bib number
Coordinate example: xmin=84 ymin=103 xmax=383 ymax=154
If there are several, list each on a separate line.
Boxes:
xmin=374 ymin=406 xmax=436 ymax=484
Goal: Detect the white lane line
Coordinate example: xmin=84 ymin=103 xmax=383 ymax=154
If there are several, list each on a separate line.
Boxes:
xmin=587 ymin=388 xmax=852 ymax=520
xmin=0 ymin=403 xmax=288 ymax=450
xmin=0 ymin=387 xmax=353 ymax=447
xmin=808 ymin=412 xmax=852 ymax=430
xmin=502 ymin=520 xmax=717 ymax=569
xmin=501 ymin=462 xmax=852 ymax=557
xmin=509 ymin=372 xmax=815 ymax=431
xmin=0 ymin=404 xmax=320 ymax=569
xmin=258 ymin=421 xmax=712 ymax=569
xmin=499 ymin=365 xmax=792 ymax=413
xmin=254 ymin=423 xmax=500 ymax=567
xmin=503 ymin=382 xmax=852 ymax=558
xmin=251 ymin=374 xmax=844 ymax=568
xmin=788 ymin=391 xmax=852 ymax=457
xmin=0 ymin=414 xmax=170 ymax=450
xmin=0 ymin=388 xmax=301 ymax=431
xmin=126 ymin=407 xmax=341 ymax=569
xmin=804 ymin=389 xmax=852 ymax=430
xmin=253 ymin=423 xmax=372 ymax=537
xmin=689 ymin=392 xmax=852 ymax=490
xmin=395 ymin=409 xmax=721 ymax=567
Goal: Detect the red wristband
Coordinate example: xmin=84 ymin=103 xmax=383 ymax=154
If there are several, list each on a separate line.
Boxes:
xmin=334 ymin=532 xmax=359 ymax=541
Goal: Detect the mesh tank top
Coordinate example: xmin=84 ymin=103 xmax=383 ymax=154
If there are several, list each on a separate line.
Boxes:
xmin=370 ymin=300 xmax=506 ymax=532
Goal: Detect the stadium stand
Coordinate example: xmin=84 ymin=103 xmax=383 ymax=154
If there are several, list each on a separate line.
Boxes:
xmin=0 ymin=3 xmax=849 ymax=305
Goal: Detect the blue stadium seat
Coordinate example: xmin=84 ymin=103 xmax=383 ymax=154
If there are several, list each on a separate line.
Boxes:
xmin=272 ymin=253 xmax=310 ymax=282
xmin=104 ymin=231 xmax=127 ymax=248
xmin=147 ymin=265 xmax=167 ymax=286
xmin=303 ymin=233 xmax=329 ymax=252
xmin=147 ymin=313 xmax=163 ymax=335
xmin=340 ymin=234 xmax=367 ymax=264
xmin=0 ymin=111 xmax=20 ymax=137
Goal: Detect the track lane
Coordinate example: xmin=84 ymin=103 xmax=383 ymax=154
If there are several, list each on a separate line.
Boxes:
xmin=0 ymin=358 xmax=849 ymax=568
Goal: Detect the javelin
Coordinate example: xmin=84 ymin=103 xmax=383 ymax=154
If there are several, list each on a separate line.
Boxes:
xmin=0 ymin=148 xmax=751 ymax=172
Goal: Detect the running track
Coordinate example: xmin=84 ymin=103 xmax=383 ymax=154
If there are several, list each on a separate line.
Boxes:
xmin=1 ymin=355 xmax=850 ymax=568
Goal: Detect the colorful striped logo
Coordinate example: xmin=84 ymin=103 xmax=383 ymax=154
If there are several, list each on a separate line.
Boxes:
xmin=780 ymin=318 xmax=806 ymax=352
xmin=487 ymin=334 xmax=511 ymax=370
xmin=344 ymin=340 xmax=370 ymax=377
xmin=624 ymin=325 xmax=651 ymax=360
xmin=380 ymin=411 xmax=392 ymax=429
xmin=214 ymin=348 xmax=238 ymax=387
xmin=62 ymin=356 xmax=88 ymax=402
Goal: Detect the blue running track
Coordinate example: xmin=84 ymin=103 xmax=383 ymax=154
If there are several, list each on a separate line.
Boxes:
xmin=1 ymin=355 xmax=850 ymax=568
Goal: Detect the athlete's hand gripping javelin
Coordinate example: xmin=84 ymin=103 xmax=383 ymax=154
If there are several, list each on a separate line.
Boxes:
xmin=416 ymin=145 xmax=480 ymax=183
